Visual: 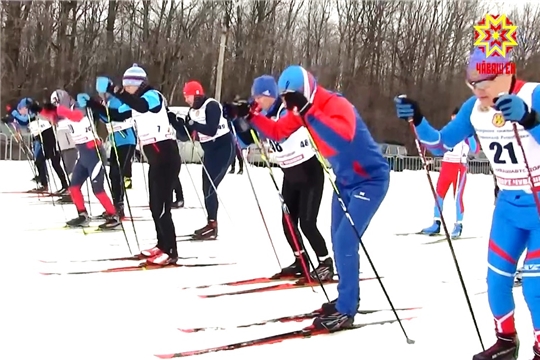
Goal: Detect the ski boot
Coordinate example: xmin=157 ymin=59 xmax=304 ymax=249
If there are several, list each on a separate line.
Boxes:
xmin=58 ymin=194 xmax=73 ymax=203
xmin=237 ymin=167 xmax=243 ymax=175
xmin=98 ymin=214 xmax=121 ymax=230
xmin=228 ymin=167 xmax=236 ymax=174
xmin=270 ymin=253 xmax=309 ymax=279
xmin=66 ymin=211 xmax=90 ymax=227
xmin=146 ymin=249 xmax=178 ymax=265
xmin=310 ymin=257 xmax=335 ymax=282
xmin=52 ymin=187 xmax=68 ymax=196
xmin=472 ymin=333 xmax=519 ymax=360
xmin=310 ymin=311 xmax=355 ymax=331
xmin=451 ymin=223 xmax=462 ymax=239
xmin=140 ymin=246 xmax=161 ymax=258
xmin=27 ymin=186 xmax=48 ymax=194
xmin=172 ymin=200 xmax=185 ymax=209
xmin=115 ymin=205 xmax=125 ymax=220
xmin=124 ymin=177 xmax=132 ymax=189
xmin=192 ymin=220 xmax=217 ymax=240
xmin=420 ymin=220 xmax=441 ymax=235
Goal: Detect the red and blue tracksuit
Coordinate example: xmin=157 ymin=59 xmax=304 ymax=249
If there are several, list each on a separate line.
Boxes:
xmin=433 ymin=137 xmax=478 ymax=223
xmin=251 ymin=86 xmax=390 ymax=316
xmin=414 ymin=80 xmax=540 ymax=342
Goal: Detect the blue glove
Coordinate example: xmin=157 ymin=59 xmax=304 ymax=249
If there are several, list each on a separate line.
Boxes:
xmin=393 ymin=96 xmax=424 ymax=125
xmin=77 ymin=93 xmax=91 ymax=108
xmin=494 ymin=94 xmax=528 ymax=122
xmin=96 ymin=77 xmax=112 ymax=93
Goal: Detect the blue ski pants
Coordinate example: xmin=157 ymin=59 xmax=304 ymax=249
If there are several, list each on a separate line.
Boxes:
xmin=331 ymin=178 xmax=389 ymax=316
xmin=487 ymin=190 xmax=540 ymax=333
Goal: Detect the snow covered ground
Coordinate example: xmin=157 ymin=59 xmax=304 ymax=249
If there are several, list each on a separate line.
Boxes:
xmin=0 ymin=160 xmax=533 ymax=360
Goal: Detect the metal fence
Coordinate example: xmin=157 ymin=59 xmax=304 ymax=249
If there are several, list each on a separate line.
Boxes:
xmin=0 ymin=132 xmax=494 ymax=175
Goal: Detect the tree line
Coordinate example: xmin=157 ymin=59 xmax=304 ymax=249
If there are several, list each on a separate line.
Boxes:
xmin=2 ymin=0 xmax=540 ymax=153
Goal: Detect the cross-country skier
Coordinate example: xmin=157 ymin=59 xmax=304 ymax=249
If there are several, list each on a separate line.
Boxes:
xmin=86 ymin=64 xmax=181 ymax=265
xmin=1 ymin=103 xmax=43 ymax=184
xmin=82 ymin=92 xmax=137 ymax=218
xmin=167 ymin=109 xmax=185 ymax=209
xmin=233 ymin=75 xmax=334 ymax=282
xmin=174 ymin=81 xmax=234 ymax=240
xmin=421 ymin=107 xmax=479 ymax=238
xmin=394 ymin=47 xmax=540 ymax=360
xmin=247 ymin=65 xmax=390 ymax=331
xmin=15 ymin=98 xmax=69 ymax=194
xmin=50 ymin=90 xmax=79 ymax=203
xmin=29 ymin=98 xmax=120 ymax=230
xmin=224 ymin=102 xmax=245 ymax=175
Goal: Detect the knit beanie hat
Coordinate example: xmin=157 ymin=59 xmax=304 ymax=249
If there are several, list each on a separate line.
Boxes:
xmin=123 ymin=63 xmax=147 ymax=87
xmin=251 ymin=75 xmax=278 ymax=98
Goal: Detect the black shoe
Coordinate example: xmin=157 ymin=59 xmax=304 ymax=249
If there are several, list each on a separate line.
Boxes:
xmin=172 ymin=200 xmax=185 ymax=209
xmin=228 ymin=167 xmax=235 ymax=174
xmin=237 ymin=168 xmax=243 ymax=175
xmin=311 ymin=311 xmax=355 ymax=331
xmin=52 ymin=187 xmax=68 ymax=196
xmin=472 ymin=333 xmax=519 ymax=360
xmin=58 ymin=194 xmax=73 ymax=203
xmin=193 ymin=220 xmax=217 ymax=240
xmin=66 ymin=211 xmax=90 ymax=227
xmin=98 ymin=214 xmax=121 ymax=230
xmin=271 ymin=254 xmax=308 ymax=279
xmin=310 ymin=257 xmax=335 ymax=282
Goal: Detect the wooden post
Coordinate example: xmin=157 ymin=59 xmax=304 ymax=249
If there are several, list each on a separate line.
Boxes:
xmin=214 ymin=25 xmax=227 ymax=102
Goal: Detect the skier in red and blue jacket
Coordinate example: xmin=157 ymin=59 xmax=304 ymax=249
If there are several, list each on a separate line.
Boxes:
xmin=249 ymin=65 xmax=390 ymax=331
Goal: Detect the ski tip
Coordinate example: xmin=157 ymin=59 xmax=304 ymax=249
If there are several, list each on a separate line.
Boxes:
xmin=154 ymin=354 xmax=175 ymax=359
xmin=178 ymin=328 xmax=198 ymax=333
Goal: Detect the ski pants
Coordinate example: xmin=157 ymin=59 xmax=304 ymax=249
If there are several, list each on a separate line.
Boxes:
xmin=201 ymin=134 xmax=234 ymax=221
xmin=331 ymin=178 xmax=389 ymax=316
xmin=148 ymin=148 xmax=181 ymax=257
xmin=69 ymin=143 xmax=115 ymax=215
xmin=109 ymin=144 xmax=135 ymax=208
xmin=434 ymin=161 xmax=467 ymax=223
xmin=487 ymin=190 xmax=540 ymax=335
xmin=230 ymin=141 xmax=243 ymax=170
xmin=282 ymin=157 xmax=328 ymax=259
xmin=61 ymin=148 xmax=78 ymax=177
xmin=34 ymin=129 xmax=68 ymax=189
xmin=173 ymin=176 xmax=184 ymax=202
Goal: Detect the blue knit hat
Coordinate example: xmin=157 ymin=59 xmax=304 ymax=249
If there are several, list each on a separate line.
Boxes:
xmin=17 ymin=98 xmax=32 ymax=111
xmin=251 ymin=75 xmax=278 ymax=98
xmin=123 ymin=63 xmax=147 ymax=87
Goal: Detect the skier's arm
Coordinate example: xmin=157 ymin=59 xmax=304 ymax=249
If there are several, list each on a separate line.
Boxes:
xmin=189 ymin=101 xmax=221 ymax=136
xmin=250 ymin=110 xmax=302 ymax=142
xmin=11 ymin=110 xmax=29 ymax=127
xmin=525 ymin=86 xmax=540 ymax=143
xmin=415 ymin=96 xmax=476 ymax=156
xmin=305 ymin=96 xmax=356 ymax=152
xmin=55 ymin=105 xmax=85 ymax=122
xmin=465 ymin=136 xmax=479 ymax=154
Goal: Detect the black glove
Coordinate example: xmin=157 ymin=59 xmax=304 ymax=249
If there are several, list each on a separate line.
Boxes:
xmin=282 ymin=91 xmax=311 ymax=115
xmin=27 ymin=101 xmax=42 ymax=114
xmin=42 ymin=102 xmax=57 ymax=112
xmin=1 ymin=114 xmax=14 ymax=124
xmin=233 ymin=100 xmax=250 ymax=118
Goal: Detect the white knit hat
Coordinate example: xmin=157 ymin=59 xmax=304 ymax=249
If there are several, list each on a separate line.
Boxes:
xmin=123 ymin=63 xmax=147 ymax=87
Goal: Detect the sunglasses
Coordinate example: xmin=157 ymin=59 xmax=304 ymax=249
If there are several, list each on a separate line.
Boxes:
xmin=466 ymin=75 xmax=498 ymax=90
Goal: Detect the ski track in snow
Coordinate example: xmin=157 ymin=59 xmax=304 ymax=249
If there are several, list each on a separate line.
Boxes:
xmin=0 ymin=161 xmax=531 ymax=360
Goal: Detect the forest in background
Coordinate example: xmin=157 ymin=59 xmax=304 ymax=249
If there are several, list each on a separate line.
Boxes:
xmin=2 ymin=0 xmax=540 ymax=152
